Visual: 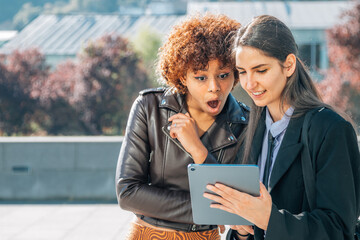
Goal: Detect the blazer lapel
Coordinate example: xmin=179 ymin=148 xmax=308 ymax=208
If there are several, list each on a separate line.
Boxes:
xmin=268 ymin=114 xmax=305 ymax=192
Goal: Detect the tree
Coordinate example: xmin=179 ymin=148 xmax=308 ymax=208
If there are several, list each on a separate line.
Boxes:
xmin=0 ymin=49 xmax=86 ymax=136
xmin=0 ymin=49 xmax=49 ymax=135
xmin=73 ymin=33 xmax=150 ymax=135
xmin=132 ymin=26 xmax=162 ymax=85
xmin=43 ymin=34 xmax=151 ymax=135
xmin=38 ymin=60 xmax=88 ymax=135
xmin=317 ymin=1 xmax=360 ymax=127
xmin=0 ymin=34 xmax=150 ymax=136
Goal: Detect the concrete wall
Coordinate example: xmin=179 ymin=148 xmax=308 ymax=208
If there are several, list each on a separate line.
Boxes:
xmin=0 ymin=136 xmax=359 ymax=201
xmin=0 ymin=137 xmax=123 ymax=201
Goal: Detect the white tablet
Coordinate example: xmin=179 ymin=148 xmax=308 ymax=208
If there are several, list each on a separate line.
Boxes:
xmin=187 ymin=164 xmax=260 ymax=225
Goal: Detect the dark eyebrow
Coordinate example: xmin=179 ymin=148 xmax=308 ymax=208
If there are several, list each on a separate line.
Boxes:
xmin=236 ymin=64 xmax=269 ymax=70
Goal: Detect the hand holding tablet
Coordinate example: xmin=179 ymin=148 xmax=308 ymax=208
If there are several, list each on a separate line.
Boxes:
xmin=187 ymin=164 xmax=260 ymax=225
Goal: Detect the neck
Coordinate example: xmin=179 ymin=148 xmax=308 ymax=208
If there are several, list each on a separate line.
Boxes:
xmin=187 ymin=108 xmax=215 ymax=122
xmin=186 ymin=96 xmax=215 ymax=136
xmin=267 ymin=104 xmax=290 ymax=122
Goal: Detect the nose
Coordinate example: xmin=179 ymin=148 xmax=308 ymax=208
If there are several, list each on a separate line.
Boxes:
xmin=243 ymin=74 xmax=257 ymax=90
xmin=208 ymin=78 xmax=220 ymax=93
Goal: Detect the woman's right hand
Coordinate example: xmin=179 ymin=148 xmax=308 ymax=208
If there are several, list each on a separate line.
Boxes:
xmin=168 ymin=112 xmax=208 ymax=163
xmin=230 ymin=225 xmax=254 ymax=238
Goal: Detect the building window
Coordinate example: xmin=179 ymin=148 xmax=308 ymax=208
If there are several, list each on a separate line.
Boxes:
xmin=298 ymin=43 xmax=321 ymax=70
xmin=298 ymin=42 xmax=327 ymax=80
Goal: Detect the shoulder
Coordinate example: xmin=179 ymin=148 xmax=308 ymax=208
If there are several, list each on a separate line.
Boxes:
xmin=227 ymin=94 xmax=250 ymax=112
xmin=239 ymin=101 xmax=250 ymax=113
xmin=226 ymin=94 xmax=250 ymax=123
xmin=309 ymin=107 xmax=356 ymax=140
xmin=311 ymin=108 xmax=349 ymax=129
xmin=139 ymin=87 xmax=166 ymax=96
xmin=136 ymin=87 xmax=167 ymax=105
xmin=130 ymin=87 xmax=166 ymax=112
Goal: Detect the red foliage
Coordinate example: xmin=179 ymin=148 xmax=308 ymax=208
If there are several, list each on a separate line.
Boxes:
xmin=44 ymin=60 xmax=86 ymax=105
xmin=0 ymin=33 xmax=150 ymax=135
xmin=40 ymin=33 xmax=150 ymax=135
xmin=318 ymin=1 xmax=360 ymax=116
xmin=0 ymin=49 xmax=49 ymax=135
xmin=74 ymin=33 xmax=150 ymax=135
xmin=6 ymin=48 xmax=50 ymax=99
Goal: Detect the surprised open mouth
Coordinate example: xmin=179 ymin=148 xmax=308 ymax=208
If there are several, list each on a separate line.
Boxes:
xmin=207 ymin=100 xmax=220 ymax=109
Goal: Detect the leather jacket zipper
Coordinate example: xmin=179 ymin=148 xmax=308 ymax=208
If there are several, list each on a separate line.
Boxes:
xmin=162 ymin=124 xmax=193 ymax=159
xmin=218 ymin=122 xmax=233 ymax=163
xmin=217 ymin=149 xmax=224 ymax=163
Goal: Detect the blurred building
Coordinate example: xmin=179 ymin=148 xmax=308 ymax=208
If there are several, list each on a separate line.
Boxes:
xmin=0 ymin=30 xmax=17 ymax=47
xmin=0 ymin=14 xmax=185 ymax=67
xmin=188 ymin=1 xmax=352 ymax=79
xmin=0 ymin=1 xmax=353 ymax=78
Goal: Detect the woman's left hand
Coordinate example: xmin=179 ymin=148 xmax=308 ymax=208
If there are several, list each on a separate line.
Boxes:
xmin=203 ymin=181 xmax=272 ymax=230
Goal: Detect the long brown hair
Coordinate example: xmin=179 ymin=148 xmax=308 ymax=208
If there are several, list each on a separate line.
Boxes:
xmin=234 ymin=15 xmax=352 ymax=163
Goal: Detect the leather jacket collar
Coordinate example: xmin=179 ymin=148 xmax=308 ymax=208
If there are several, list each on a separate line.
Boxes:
xmin=160 ymin=88 xmax=248 ymax=154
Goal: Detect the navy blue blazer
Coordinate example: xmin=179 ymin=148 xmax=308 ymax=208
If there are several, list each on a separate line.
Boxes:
xmin=229 ymin=108 xmax=360 ymax=240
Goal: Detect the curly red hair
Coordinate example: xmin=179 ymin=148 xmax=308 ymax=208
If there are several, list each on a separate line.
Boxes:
xmin=157 ymin=13 xmax=241 ymax=94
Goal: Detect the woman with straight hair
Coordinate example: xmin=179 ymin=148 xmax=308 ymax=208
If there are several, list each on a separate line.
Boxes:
xmin=204 ymin=15 xmax=360 ymax=240
xmin=116 ymin=14 xmax=248 ymax=240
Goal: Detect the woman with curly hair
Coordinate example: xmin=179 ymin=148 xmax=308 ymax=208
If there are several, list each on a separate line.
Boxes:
xmin=116 ymin=14 xmax=248 ymax=240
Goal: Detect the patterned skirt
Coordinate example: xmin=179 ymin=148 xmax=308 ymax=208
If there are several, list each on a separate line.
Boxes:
xmin=126 ymin=222 xmax=221 ymax=240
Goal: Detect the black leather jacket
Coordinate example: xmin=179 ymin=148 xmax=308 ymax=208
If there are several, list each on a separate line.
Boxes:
xmin=116 ymin=87 xmax=249 ymax=231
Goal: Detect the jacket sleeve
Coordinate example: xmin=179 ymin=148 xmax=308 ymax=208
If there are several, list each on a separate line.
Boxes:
xmin=265 ymin=118 xmax=360 ymax=240
xmin=203 ymin=153 xmax=219 ymax=163
xmin=115 ymin=95 xmax=193 ymax=224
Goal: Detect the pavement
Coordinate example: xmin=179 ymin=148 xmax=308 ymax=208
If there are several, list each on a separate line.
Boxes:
xmin=0 ymin=203 xmax=133 ymax=240
xmin=0 ymin=203 xmax=228 ymax=240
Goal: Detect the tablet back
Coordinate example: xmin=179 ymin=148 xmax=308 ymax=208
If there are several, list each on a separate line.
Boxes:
xmin=188 ymin=164 xmax=259 ymax=225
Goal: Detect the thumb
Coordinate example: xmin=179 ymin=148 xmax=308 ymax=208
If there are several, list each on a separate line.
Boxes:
xmin=259 ymin=181 xmax=269 ymax=198
xmin=185 ymin=112 xmax=190 ymax=117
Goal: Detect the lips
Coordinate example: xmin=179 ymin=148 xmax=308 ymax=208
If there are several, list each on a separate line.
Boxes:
xmin=252 ymin=90 xmax=266 ymax=96
xmin=207 ymin=100 xmax=219 ymax=109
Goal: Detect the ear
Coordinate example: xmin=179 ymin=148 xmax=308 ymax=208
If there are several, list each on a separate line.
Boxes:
xmin=180 ymin=77 xmax=187 ymax=86
xmin=284 ymin=54 xmax=296 ymax=77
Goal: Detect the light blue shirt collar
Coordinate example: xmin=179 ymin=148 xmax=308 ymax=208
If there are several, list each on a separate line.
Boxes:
xmin=265 ymin=106 xmax=294 ymax=139
xmin=259 ymin=106 xmax=294 ymax=186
